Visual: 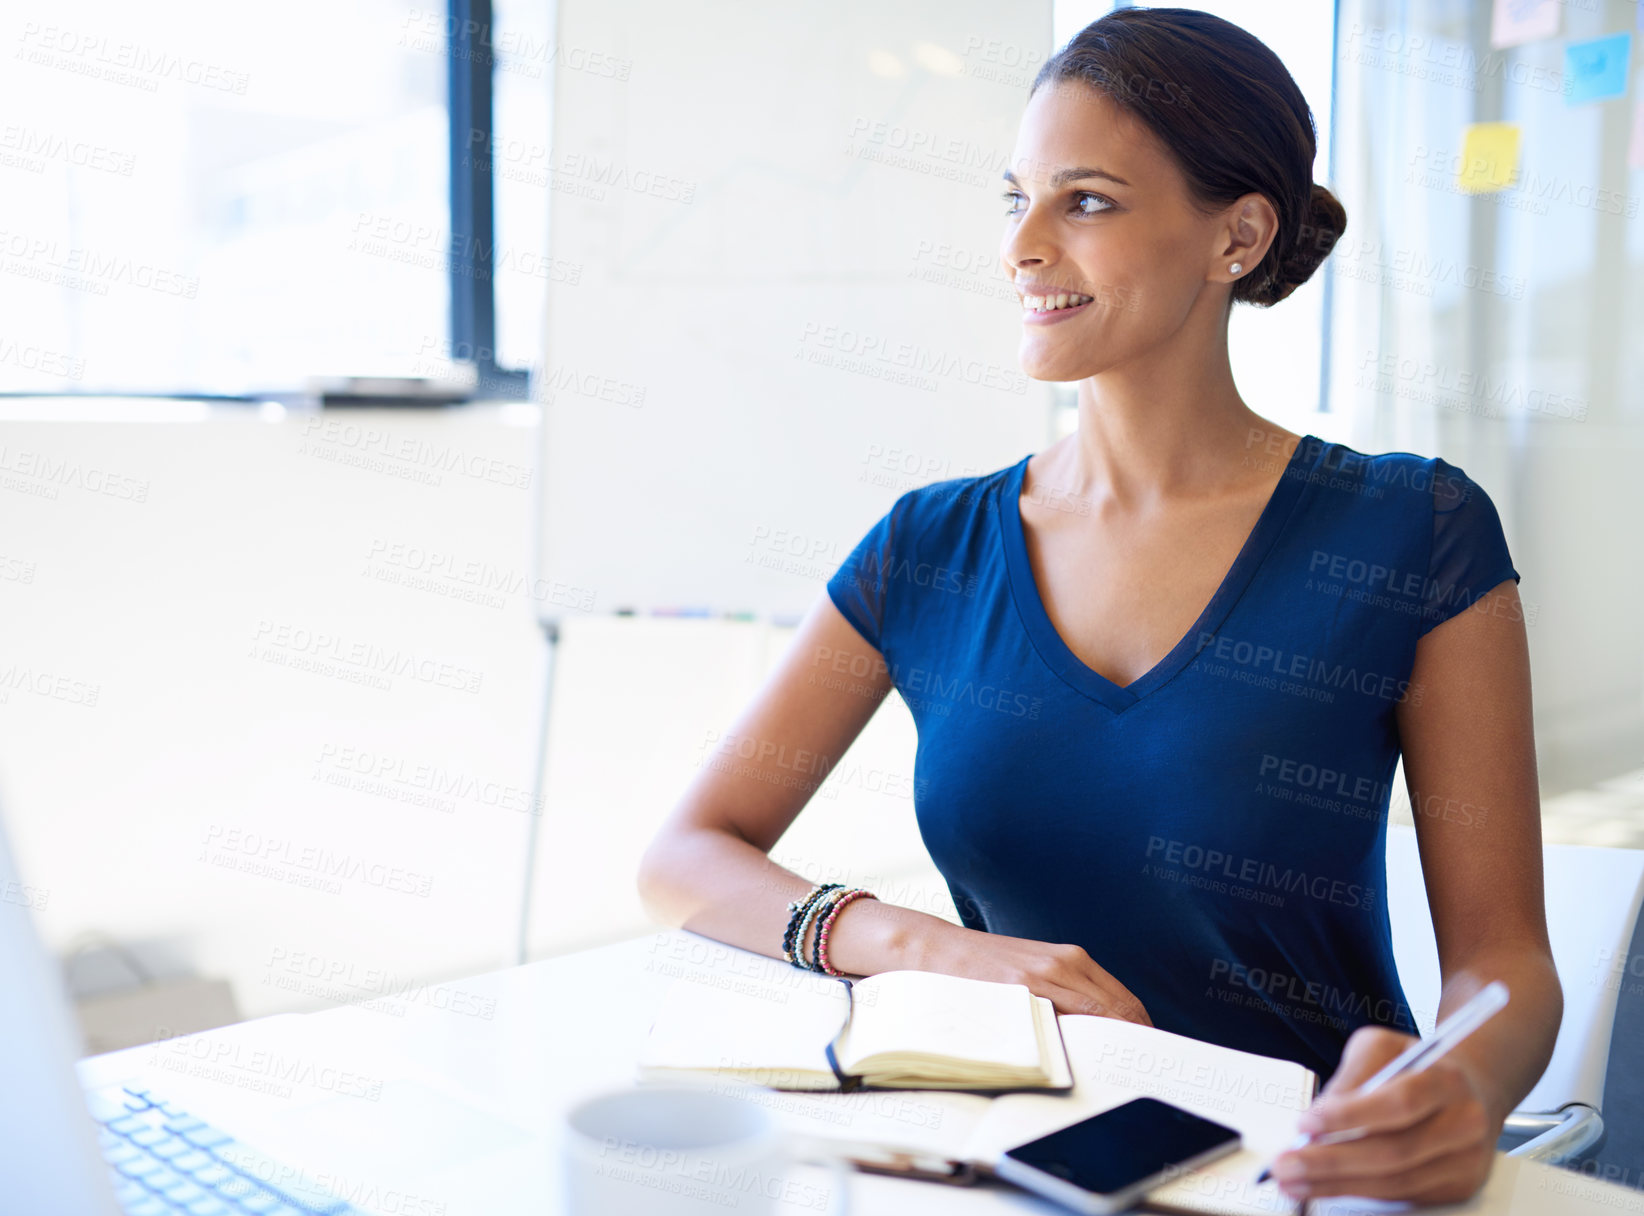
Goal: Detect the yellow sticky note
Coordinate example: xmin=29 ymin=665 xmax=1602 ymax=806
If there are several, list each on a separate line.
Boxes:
xmin=1456 ymin=122 xmax=1521 ymax=193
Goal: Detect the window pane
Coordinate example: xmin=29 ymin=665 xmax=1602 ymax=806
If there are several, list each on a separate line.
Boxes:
xmin=1 ymin=0 xmax=447 ymax=395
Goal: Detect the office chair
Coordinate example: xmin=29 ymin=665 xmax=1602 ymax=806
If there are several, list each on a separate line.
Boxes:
xmin=1385 ymin=821 xmax=1644 ymax=1163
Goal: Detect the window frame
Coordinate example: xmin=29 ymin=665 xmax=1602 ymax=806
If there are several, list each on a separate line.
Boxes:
xmin=449 ymin=0 xmax=531 ymax=401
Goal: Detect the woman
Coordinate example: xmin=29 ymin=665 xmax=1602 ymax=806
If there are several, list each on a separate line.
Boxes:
xmin=638 ymin=8 xmax=1560 ymax=1205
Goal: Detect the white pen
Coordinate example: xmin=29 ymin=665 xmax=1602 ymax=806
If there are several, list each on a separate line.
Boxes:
xmin=1255 ymin=980 xmax=1510 ymax=1184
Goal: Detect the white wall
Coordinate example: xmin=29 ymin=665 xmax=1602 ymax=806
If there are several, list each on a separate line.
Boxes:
xmin=0 ymin=401 xmax=953 ymax=1032
xmin=0 ymin=405 xmax=544 ymax=1022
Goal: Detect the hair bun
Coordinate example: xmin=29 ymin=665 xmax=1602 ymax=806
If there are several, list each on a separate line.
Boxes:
xmin=1254 ymin=183 xmax=1347 ymax=305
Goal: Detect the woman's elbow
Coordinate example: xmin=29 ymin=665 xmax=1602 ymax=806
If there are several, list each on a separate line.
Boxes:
xmin=635 ymin=835 xmax=675 ymax=924
xmin=1544 ymin=952 xmax=1564 ymax=1041
xmin=637 ymin=819 xmax=750 ymax=927
xmin=636 ymin=828 xmax=702 ymax=927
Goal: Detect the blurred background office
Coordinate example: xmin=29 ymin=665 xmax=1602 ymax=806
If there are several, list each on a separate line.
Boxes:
xmin=1 ymin=0 xmax=1639 ymax=1103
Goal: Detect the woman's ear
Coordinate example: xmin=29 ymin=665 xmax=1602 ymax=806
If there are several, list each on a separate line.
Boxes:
xmin=1217 ymin=193 xmax=1278 ymax=280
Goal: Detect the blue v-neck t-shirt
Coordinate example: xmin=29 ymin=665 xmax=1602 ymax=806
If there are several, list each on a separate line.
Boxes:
xmin=824 ymin=435 xmax=1520 ymax=1081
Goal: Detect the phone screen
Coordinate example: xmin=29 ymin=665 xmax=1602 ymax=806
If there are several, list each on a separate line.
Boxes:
xmin=1002 ymin=1098 xmax=1240 ymax=1195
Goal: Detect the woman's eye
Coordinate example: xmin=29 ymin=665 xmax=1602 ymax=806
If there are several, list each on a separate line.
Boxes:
xmin=1000 ymin=190 xmax=1113 ymax=216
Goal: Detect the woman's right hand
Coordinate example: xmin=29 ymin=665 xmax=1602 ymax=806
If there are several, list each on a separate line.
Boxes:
xmin=924 ymin=924 xmax=1154 ymax=1026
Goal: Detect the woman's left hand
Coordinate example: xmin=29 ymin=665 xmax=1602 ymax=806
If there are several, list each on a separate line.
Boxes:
xmin=1270 ymin=1025 xmax=1502 ymax=1204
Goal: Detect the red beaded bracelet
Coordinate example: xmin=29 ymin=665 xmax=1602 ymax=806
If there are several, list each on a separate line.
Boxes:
xmin=814 ymin=888 xmax=877 ymax=977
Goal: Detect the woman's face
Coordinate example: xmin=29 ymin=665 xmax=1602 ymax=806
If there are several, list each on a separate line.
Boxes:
xmin=1000 ymin=81 xmax=1264 ymax=383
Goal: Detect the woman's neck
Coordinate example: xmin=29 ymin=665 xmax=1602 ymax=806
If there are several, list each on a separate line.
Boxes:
xmin=1054 ymin=369 xmax=1290 ymax=508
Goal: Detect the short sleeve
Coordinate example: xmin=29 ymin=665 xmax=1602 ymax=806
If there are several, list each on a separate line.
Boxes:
xmin=1418 ymin=459 xmax=1520 ymax=637
xmin=825 ymin=494 xmax=909 ymax=654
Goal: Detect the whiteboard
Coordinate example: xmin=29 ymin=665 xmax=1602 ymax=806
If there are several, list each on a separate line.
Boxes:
xmin=533 ymin=0 xmax=1058 ymax=623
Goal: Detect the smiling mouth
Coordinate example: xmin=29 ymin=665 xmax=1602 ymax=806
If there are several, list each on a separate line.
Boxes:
xmin=1021 ymin=293 xmax=1094 ymax=314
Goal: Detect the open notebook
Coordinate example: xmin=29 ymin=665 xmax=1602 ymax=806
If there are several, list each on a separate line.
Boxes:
xmin=638 ymin=969 xmax=1073 ymax=1093
xmin=778 ymin=1014 xmax=1314 ymax=1215
xmin=639 ymin=971 xmax=1315 ymax=1216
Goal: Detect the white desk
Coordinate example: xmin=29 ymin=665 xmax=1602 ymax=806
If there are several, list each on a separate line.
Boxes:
xmin=77 ymin=929 xmax=1641 ymax=1216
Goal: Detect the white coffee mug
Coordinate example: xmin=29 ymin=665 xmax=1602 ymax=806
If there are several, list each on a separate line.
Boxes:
xmin=563 ymin=1083 xmax=815 ymax=1215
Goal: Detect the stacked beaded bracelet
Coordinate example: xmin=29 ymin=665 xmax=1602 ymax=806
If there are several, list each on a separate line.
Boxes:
xmin=812 ymin=887 xmax=878 ymax=977
xmin=792 ymin=885 xmax=845 ymax=970
xmin=782 ymin=883 xmax=843 ymax=966
xmin=802 ymin=885 xmax=852 ymax=970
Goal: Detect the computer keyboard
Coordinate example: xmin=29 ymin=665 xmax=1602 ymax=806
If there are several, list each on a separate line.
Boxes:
xmin=86 ymin=1084 xmax=356 ymax=1216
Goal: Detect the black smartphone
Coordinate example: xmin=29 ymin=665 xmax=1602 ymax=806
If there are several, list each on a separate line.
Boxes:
xmin=993 ymin=1097 xmax=1242 ymax=1214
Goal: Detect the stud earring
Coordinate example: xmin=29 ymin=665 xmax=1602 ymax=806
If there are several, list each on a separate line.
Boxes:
xmin=1230 ymin=262 xmax=1243 ymax=275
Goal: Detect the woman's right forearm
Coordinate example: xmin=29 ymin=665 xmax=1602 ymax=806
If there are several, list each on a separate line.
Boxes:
xmin=638 ymin=826 xmax=1156 ymax=1023
xmin=636 ymin=826 xmax=969 ymax=977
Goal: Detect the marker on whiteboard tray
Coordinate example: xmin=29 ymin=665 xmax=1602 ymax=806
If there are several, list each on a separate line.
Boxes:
xmin=652 ymin=607 xmax=712 ymax=618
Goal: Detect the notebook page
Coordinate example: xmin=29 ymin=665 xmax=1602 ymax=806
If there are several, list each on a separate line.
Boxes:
xmin=637 ymin=972 xmax=849 ymax=1086
xmin=962 ymin=1015 xmax=1314 ymax=1215
xmin=1034 ymin=995 xmax=1074 ymax=1088
xmin=752 ymin=1086 xmax=995 ymax=1161
xmin=839 ymin=971 xmax=1040 ymax=1073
